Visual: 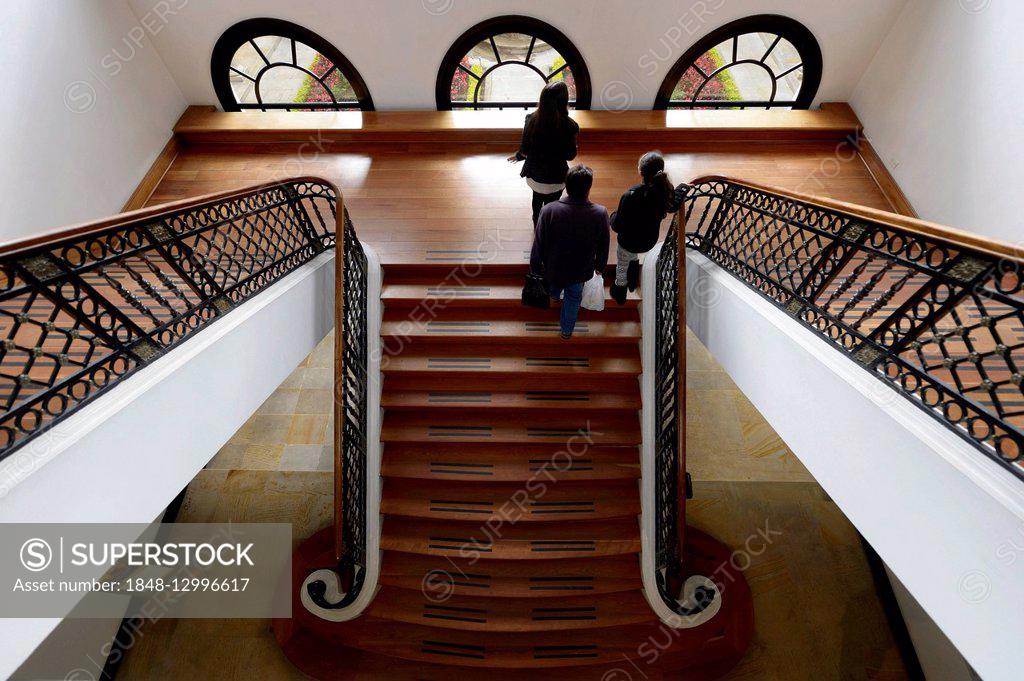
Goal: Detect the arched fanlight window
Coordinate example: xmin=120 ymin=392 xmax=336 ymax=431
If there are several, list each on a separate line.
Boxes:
xmin=654 ymin=15 xmax=822 ymax=110
xmin=211 ymin=18 xmax=373 ymax=111
xmin=436 ymin=16 xmax=592 ymax=110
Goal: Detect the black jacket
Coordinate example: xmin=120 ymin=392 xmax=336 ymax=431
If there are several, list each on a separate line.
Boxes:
xmin=530 ymin=197 xmax=610 ymax=290
xmin=517 ymin=113 xmax=580 ymax=185
xmin=610 ymin=183 xmax=685 ymax=254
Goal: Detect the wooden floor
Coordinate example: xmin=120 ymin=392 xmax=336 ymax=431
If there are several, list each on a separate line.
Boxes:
xmin=148 ymin=139 xmax=894 ymax=264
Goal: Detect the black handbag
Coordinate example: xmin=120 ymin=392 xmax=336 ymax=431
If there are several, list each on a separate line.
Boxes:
xmin=521 ymin=273 xmax=550 ymax=309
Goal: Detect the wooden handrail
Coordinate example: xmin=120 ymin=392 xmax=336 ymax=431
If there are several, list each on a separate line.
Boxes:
xmin=0 ymin=176 xmax=341 ymax=257
xmin=690 ymin=175 xmax=1023 ymax=263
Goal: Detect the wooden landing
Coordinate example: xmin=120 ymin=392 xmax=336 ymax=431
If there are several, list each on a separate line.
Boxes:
xmin=174 ymin=103 xmax=862 ymax=145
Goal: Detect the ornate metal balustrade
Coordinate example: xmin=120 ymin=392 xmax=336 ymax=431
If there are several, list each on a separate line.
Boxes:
xmin=0 ymin=175 xmax=374 ymax=616
xmin=328 ymin=204 xmax=370 ymax=601
xmin=681 ymin=176 xmax=1024 ymax=480
xmin=0 ymin=178 xmax=341 ymax=461
xmin=653 ymin=214 xmax=687 ymax=607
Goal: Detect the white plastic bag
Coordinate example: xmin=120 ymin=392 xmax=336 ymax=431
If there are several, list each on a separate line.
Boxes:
xmin=581 ymin=272 xmax=605 ymax=311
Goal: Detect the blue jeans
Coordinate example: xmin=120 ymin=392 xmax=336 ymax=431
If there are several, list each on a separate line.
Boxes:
xmin=550 ymin=282 xmax=584 ymax=336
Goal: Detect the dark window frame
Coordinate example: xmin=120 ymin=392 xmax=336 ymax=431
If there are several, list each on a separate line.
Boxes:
xmin=211 ymin=18 xmax=374 ymax=112
xmin=654 ymin=14 xmax=822 ymax=111
xmin=435 ymin=15 xmax=592 ymax=111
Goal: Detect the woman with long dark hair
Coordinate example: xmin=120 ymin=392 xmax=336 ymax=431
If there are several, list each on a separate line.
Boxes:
xmin=609 ymin=151 xmax=685 ymax=304
xmin=508 ymin=81 xmax=580 ymax=223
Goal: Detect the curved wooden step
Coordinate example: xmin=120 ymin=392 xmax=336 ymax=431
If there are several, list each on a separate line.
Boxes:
xmin=279 ymin=526 xmax=753 ymax=676
xmin=274 ymin=636 xmax=686 ymax=680
xmin=381 ymin=443 xmax=640 ymax=482
xmin=382 ymin=478 xmax=640 ymax=523
xmin=367 ymin=586 xmax=654 ymax=632
xmin=381 ymin=412 xmax=640 ymax=445
xmin=379 ymin=552 xmax=641 ymax=598
xmin=285 ymin=616 xmax=742 ymax=670
xmin=381 ymin=517 xmax=640 ymax=559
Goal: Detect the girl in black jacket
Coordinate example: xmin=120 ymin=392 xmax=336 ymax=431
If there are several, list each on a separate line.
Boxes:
xmin=609 ymin=151 xmax=685 ymax=304
xmin=508 ymin=81 xmax=580 ymax=224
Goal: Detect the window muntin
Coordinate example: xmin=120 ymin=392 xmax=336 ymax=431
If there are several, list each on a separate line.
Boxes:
xmin=655 ymin=16 xmax=821 ymax=111
xmin=212 ymin=19 xmax=373 ymax=112
xmin=437 ymin=16 xmax=591 ymax=110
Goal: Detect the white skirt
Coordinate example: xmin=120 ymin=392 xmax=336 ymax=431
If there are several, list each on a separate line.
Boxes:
xmin=526 ymin=178 xmax=565 ymax=195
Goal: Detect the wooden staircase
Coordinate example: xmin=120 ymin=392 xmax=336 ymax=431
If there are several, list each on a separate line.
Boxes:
xmin=275 ymin=264 xmax=753 ymax=679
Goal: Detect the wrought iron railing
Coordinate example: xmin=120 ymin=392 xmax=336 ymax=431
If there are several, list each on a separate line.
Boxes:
xmin=681 ymin=176 xmax=1024 ymax=481
xmin=330 ymin=206 xmax=369 ymax=595
xmin=652 ymin=214 xmax=688 ymax=605
xmin=0 ymin=178 xmax=343 ymax=461
xmin=644 ymin=214 xmax=719 ymax=626
xmin=0 ymin=175 xmax=376 ymax=616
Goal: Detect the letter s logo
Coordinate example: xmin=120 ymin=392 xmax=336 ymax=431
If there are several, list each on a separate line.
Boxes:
xmin=20 ymin=538 xmax=53 ymax=572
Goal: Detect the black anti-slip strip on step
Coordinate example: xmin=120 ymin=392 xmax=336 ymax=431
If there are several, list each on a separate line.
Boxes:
xmin=426 ymin=321 xmax=491 ymax=333
xmin=421 ymin=640 xmax=486 ymax=660
xmin=529 ymin=501 xmax=595 ymax=515
xmin=427 ymin=392 xmax=493 ymax=403
xmin=530 ymin=540 xmax=595 ymax=552
xmin=525 ymin=391 xmax=592 ymax=401
xmin=532 ymin=606 xmax=597 ymax=621
xmin=524 ymin=321 xmax=590 ymax=332
xmin=429 ymin=425 xmax=494 ymax=437
xmin=525 ymin=357 xmax=591 ymax=367
xmin=428 ymin=536 xmax=492 ymax=552
xmin=430 ymin=499 xmax=495 ymax=514
xmin=529 ymin=576 xmax=594 ymax=591
xmin=426 ymin=358 xmax=493 ymax=369
xmin=425 ymin=569 xmax=492 ymax=589
xmin=423 ymin=604 xmax=488 ymax=623
xmin=533 ymin=645 xmax=598 ymax=659
xmin=526 ymin=427 xmax=588 ymax=437
xmin=429 ymin=462 xmax=495 ymax=476
xmin=426 ymin=287 xmax=491 ymax=297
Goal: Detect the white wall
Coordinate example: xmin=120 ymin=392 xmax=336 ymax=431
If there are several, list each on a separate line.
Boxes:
xmin=129 ymin=0 xmax=904 ymax=111
xmin=853 ymin=0 xmax=1024 ymax=243
xmin=0 ymin=252 xmax=335 ymax=678
xmin=0 ymin=1 xmax=186 ymax=243
xmin=687 ymin=251 xmax=1024 ymax=681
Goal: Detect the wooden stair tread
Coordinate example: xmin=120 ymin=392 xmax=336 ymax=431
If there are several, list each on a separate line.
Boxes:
xmin=294 ymin=616 xmax=739 ymax=670
xmin=382 ymin=478 xmax=640 ymax=522
xmin=381 ymin=517 xmax=640 ymax=559
xmin=381 ymin=443 xmax=640 ymax=482
xmin=381 ymin=341 xmax=640 ymax=359
xmin=382 ymin=353 xmax=640 ymax=376
xmin=381 ymin=322 xmax=639 ymax=343
xmin=381 ymin=412 xmax=640 ymax=445
xmin=379 ymin=552 xmax=641 ymax=598
xmin=383 ymin=307 xmax=638 ymax=323
xmin=383 ymin=282 xmax=639 ymax=308
xmin=367 ymin=586 xmax=654 ymax=632
xmin=382 ymin=389 xmax=640 ymax=411
xmin=384 ymin=373 xmax=638 ymax=392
